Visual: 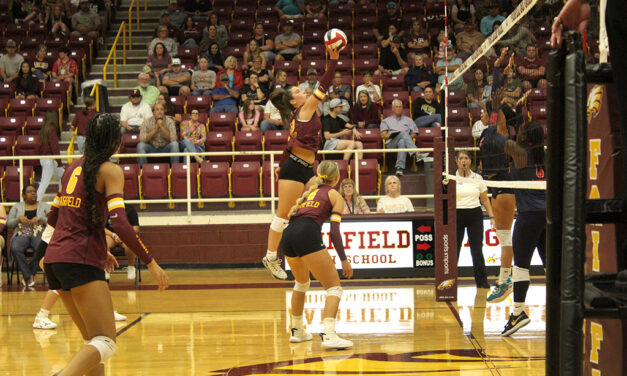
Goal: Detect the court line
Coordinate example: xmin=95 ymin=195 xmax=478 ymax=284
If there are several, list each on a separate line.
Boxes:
xmin=116 ymin=312 xmax=150 ymax=337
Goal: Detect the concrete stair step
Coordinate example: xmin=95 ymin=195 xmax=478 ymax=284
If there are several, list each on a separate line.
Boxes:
xmin=97 ymin=48 xmax=150 ymax=58
xmin=91 ymin=63 xmax=145 ymax=73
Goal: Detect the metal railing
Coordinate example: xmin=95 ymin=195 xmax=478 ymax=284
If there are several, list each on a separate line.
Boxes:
xmin=128 ymin=0 xmax=140 ymax=49
xmin=102 ymin=21 xmax=127 ymax=87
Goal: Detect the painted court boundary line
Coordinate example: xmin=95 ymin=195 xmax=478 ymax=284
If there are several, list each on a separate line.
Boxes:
xmin=116 ymin=312 xmax=150 ymax=337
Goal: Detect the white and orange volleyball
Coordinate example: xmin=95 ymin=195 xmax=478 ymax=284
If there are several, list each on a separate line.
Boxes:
xmin=324 ymin=28 xmax=348 ymax=51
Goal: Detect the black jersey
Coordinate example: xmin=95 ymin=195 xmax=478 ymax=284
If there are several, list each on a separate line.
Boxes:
xmin=510 ymin=150 xmax=546 ymax=212
xmin=479 ymin=126 xmax=510 ymax=176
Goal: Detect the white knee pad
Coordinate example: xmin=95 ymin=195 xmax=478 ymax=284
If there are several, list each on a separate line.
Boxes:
xmin=326 ymin=286 xmax=343 ymax=299
xmin=496 ymin=229 xmax=512 ymax=247
xmin=294 ymin=280 xmax=310 ymax=293
xmin=512 ymin=266 xmax=530 ymax=283
xmin=87 ymin=336 xmax=116 ymax=362
xmin=270 ymin=216 xmax=289 ymax=232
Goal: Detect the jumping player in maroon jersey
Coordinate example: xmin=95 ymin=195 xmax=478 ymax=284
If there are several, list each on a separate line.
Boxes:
xmin=280 ymin=161 xmax=354 ymax=349
xmin=44 ymin=114 xmax=168 ymax=376
xmin=262 ymin=43 xmax=343 ymax=280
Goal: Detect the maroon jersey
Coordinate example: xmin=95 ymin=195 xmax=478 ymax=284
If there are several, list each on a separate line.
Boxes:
xmin=286 ymin=106 xmax=322 ymax=152
xmin=45 ymin=157 xmax=109 ymax=269
xmin=292 ymin=184 xmax=335 ymax=227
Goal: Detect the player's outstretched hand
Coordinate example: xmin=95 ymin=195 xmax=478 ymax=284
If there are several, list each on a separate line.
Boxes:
xmin=341 ymin=259 xmax=353 ymax=279
xmin=104 ymin=252 xmax=119 ymax=274
xmin=551 ymin=0 xmax=591 ymax=48
xmin=147 ymin=260 xmax=169 ymax=291
xmin=326 ymin=44 xmax=341 ymax=60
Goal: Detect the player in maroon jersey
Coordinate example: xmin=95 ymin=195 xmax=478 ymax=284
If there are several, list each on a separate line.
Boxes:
xmin=262 ymin=43 xmax=343 ymax=280
xmin=44 ymin=113 xmax=168 ymax=376
xmin=280 ymin=160 xmax=354 ymax=349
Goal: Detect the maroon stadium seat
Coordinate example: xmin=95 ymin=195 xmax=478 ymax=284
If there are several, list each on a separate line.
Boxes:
xmin=334 ymin=59 xmax=354 ymax=77
xmin=304 ymin=17 xmax=327 ymax=32
xmin=350 ymin=159 xmax=380 ymax=195
xmin=230 ymin=18 xmax=254 ymax=32
xmin=415 ymin=127 xmax=441 ymax=148
xmin=382 ymin=91 xmax=409 ymax=109
xmin=449 ymin=127 xmax=474 ymax=147
xmin=170 ymin=162 xmax=199 ymax=199
xmin=44 ymin=81 xmax=70 ymax=109
xmin=3 ymin=165 xmax=34 ymax=202
xmin=205 ymin=130 xmax=233 ymax=162
xmin=231 ymin=161 xmax=260 ymax=197
xmin=301 ymin=59 xmax=325 ymax=75
xmin=353 ymin=42 xmax=378 ymax=59
xmin=234 ymin=130 xmax=263 ymax=162
xmin=199 ymin=161 xmax=229 ymax=198
xmin=529 ymin=105 xmax=548 ymax=122
xmin=140 ymin=163 xmax=170 ymax=200
xmin=302 ymin=43 xmax=326 ymax=59
xmin=209 ymin=112 xmax=236 ymax=132
xmin=186 ymin=95 xmax=212 ymax=113
xmin=446 ymin=89 xmax=467 ymax=107
xmin=263 ymin=130 xmax=289 ymax=153
xmin=262 ymin=160 xmax=280 ymax=197
xmin=120 ymin=133 xmax=141 ymax=164
xmin=527 ymin=88 xmax=547 ymax=106
xmin=469 ymin=107 xmax=482 ymax=123
xmin=357 ymin=128 xmax=382 ymax=161
xmin=170 ymin=96 xmax=186 ymax=114
xmin=274 ymin=60 xmax=300 ymax=79
xmin=381 ymin=75 xmax=406 ymax=91
xmin=328 ymin=14 xmax=352 ymax=30
xmin=34 ymin=97 xmax=63 ymax=125
xmin=120 ymin=164 xmax=140 ymax=199
xmin=14 ymin=135 xmax=39 ymax=166
xmin=177 ymin=47 xmax=198 ymax=63
xmin=229 ymin=31 xmax=252 ymax=46
xmin=0 ymin=117 xmax=24 ymax=136
xmin=354 ymin=2 xmax=376 ymax=16
xmin=8 ymin=98 xmax=35 ymax=117
xmin=181 ymin=111 xmax=208 ymax=125
xmin=224 ymin=45 xmax=245 ymax=61
xmin=354 ymin=58 xmax=379 ymax=75
xmin=0 ymin=135 xmax=15 ymax=166
xmin=0 ymin=82 xmax=15 ymax=99
xmin=303 ymin=29 xmax=326 ymax=45
xmin=447 ymin=107 xmax=469 ymax=127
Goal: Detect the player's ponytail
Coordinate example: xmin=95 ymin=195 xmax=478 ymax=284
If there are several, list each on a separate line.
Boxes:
xmin=287 ymin=161 xmax=340 ymax=219
xmin=269 ymin=88 xmax=295 ymax=125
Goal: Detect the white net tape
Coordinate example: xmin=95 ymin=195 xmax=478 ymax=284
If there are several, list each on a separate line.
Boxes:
xmin=445 ymin=173 xmax=546 ymax=190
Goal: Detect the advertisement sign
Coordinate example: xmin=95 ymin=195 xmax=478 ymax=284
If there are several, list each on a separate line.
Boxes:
xmin=413 ymin=219 xmax=436 ymax=268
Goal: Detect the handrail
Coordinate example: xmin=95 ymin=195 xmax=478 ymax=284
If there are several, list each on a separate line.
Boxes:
xmin=128 ymin=0 xmax=140 ymax=49
xmin=103 ymin=21 xmax=127 ymax=87
xmin=89 ymin=83 xmax=100 ymax=112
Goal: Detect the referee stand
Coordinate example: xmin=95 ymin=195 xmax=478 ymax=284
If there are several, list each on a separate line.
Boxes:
xmin=547 ymin=31 xmax=627 ymax=376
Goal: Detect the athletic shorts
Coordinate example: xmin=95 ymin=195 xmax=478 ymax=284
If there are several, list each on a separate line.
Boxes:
xmin=485 ymin=172 xmax=514 ymax=198
xmin=280 ymin=217 xmax=326 ymax=258
xmin=279 ymin=53 xmax=299 ymax=61
xmin=278 ymin=154 xmax=314 ymax=184
xmin=45 ymin=262 xmax=106 ymax=291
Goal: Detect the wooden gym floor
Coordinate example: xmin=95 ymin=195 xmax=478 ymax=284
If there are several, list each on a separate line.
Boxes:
xmin=0 ymin=270 xmax=546 ymax=376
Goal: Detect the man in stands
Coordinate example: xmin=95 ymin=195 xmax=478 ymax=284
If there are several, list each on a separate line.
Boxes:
xmin=0 ymin=40 xmax=24 ymax=83
xmin=154 ymin=12 xmax=182 ymax=45
xmin=380 ymin=99 xmax=419 ymax=177
xmin=159 ymin=58 xmax=191 ymax=96
xmin=210 ymin=73 xmax=239 ymax=113
xmin=185 ymin=0 xmax=213 ymax=22
xmin=517 ymin=45 xmax=547 ymax=91
xmin=164 ymin=0 xmax=187 ymax=29
xmin=120 ymin=89 xmax=153 ymax=134
xmin=136 ymin=73 xmax=161 ymax=107
xmin=355 ymin=71 xmax=381 ymax=103
xmin=274 ymin=0 xmax=305 ymax=19
xmin=456 ymin=22 xmax=489 ymax=59
xmin=435 ymin=46 xmax=464 ymax=90
xmin=274 ymin=20 xmax=302 ymax=62
xmin=480 ymin=5 xmax=505 ymax=36
xmin=71 ymin=0 xmax=101 ymax=40
xmin=137 ymin=103 xmax=179 ymax=166
xmin=373 ymin=2 xmax=404 ymax=42
xmin=329 ymin=72 xmax=351 ymax=102
xmin=375 ymin=32 xmax=409 ymax=77
xmin=412 ymin=85 xmax=442 ymax=128
xmin=298 ymin=69 xmax=319 ymax=91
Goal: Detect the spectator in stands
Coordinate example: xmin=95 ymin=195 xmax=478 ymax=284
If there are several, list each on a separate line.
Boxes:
xmin=46 ymin=4 xmax=70 ymax=37
xmin=377 ymin=176 xmax=413 ymax=213
xmin=298 ymin=69 xmax=319 ymax=91
xmin=146 ymin=42 xmax=172 ymax=86
xmin=31 ymin=45 xmax=51 ymax=81
xmin=412 ymin=85 xmax=442 ymax=127
xmin=350 ymin=90 xmax=381 ymax=129
xmin=179 ymin=109 xmax=206 ymax=164
xmin=530 ymin=0 xmax=551 ymax=28
xmin=157 ymin=93 xmax=182 ymax=125
xmin=322 ymin=98 xmax=363 ymax=160
xmin=210 ymin=73 xmax=240 ymax=113
xmin=238 ymin=98 xmax=261 ymax=132
xmin=435 ymin=46 xmax=464 ymax=90
xmin=246 ymin=56 xmax=271 ymax=92
xmin=51 ymin=46 xmax=78 ymax=100
xmin=381 ymin=99 xmax=420 ymax=176
xmin=120 ymin=89 xmax=153 ymax=133
xmin=274 ymin=20 xmax=302 ymax=62
xmin=204 ymin=42 xmax=224 ymax=73
xmin=373 ymin=1 xmax=404 ymax=42
xmin=185 ymin=0 xmax=213 ymax=22
xmin=154 ymin=12 xmax=182 ymax=44
xmin=355 ymin=71 xmax=381 ymax=103
xmin=260 ymin=94 xmax=285 ymax=133
xmin=216 ymin=56 xmax=244 ymax=90
xmin=406 ymin=20 xmax=430 ymax=57
xmin=480 ymin=5 xmax=505 ymax=36
xmin=452 ymin=0 xmax=476 ymax=26
xmin=375 ymin=34 xmax=409 ymax=77
xmin=340 ymin=178 xmax=370 ymax=214
xmin=149 ymin=26 xmax=178 ymax=57
xmin=457 ymin=22 xmax=489 ymax=59
xmin=274 ymin=0 xmax=305 ymax=19
xmin=13 ymin=0 xmax=41 ymax=24
xmin=404 ymin=54 xmax=436 ymax=93
xmin=319 ymin=88 xmax=351 ymax=120
xmin=496 ymin=23 xmax=535 ymax=56
xmin=71 ymin=0 xmax=100 ymax=39
xmin=181 ymin=16 xmax=201 ymax=49
xmin=15 ymin=62 xmax=40 ymax=99
xmin=204 ymin=12 xmax=228 ymax=46
xmin=136 ymin=73 xmax=161 ymax=107
xmin=37 ymin=112 xmax=64 ymax=200
xmin=305 ymin=0 xmax=326 ymax=17
xmin=500 ymin=0 xmax=521 ymax=17
xmin=137 ymin=103 xmax=179 ymax=166
xmin=71 ymin=96 xmax=97 ymax=153
xmin=241 ymin=72 xmax=267 ymax=108
xmin=8 ymin=184 xmax=49 ymax=287
xmin=191 ymin=57 xmax=216 ymax=95
xmin=434 ymin=29 xmax=454 ymax=60
xmin=164 ymin=0 xmax=187 ymax=28
xmin=199 ymin=24 xmax=227 ymax=54
xmin=273 ymin=69 xmax=288 ymax=90
xmin=253 ymin=22 xmax=276 ymax=63
xmin=329 ymin=72 xmax=351 ymax=102
xmin=501 ymin=66 xmax=523 ymax=108
xmin=471 ymin=108 xmax=489 ymax=139
xmin=517 ymin=45 xmax=547 ymax=91
xmin=0 ymin=40 xmax=24 ymax=83
xmin=243 ymin=39 xmax=267 ymax=72
xmin=159 ymin=58 xmax=191 ymax=96
xmin=466 ymin=68 xmax=491 ymax=109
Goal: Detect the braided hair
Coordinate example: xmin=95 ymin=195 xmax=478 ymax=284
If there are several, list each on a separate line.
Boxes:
xmin=82 ymin=113 xmax=122 ymax=229
xmin=516 ymin=121 xmax=545 ymax=168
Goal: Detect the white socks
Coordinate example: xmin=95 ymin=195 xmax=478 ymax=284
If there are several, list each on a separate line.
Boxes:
xmin=291 ymin=315 xmax=303 ymax=330
xmin=513 ymin=302 xmax=525 ymax=316
xmin=266 ymin=250 xmax=277 ymax=261
xmin=37 ymin=308 xmax=50 ymax=319
xmin=499 ymin=267 xmax=512 ymax=284
xmin=323 ymin=317 xmax=336 ymax=335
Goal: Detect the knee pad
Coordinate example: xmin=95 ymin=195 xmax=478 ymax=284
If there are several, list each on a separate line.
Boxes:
xmin=512 ymin=266 xmax=530 ymax=283
xmin=87 ymin=336 xmax=116 ymax=362
xmin=293 ymin=280 xmax=310 ymax=293
xmin=496 ymin=229 xmax=512 ymax=247
xmin=270 ymin=216 xmax=289 ymax=232
xmin=326 ymin=285 xmax=343 ymax=299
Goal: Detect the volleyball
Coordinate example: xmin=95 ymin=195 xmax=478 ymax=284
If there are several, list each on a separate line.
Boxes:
xmin=324 ymin=28 xmax=348 ymax=51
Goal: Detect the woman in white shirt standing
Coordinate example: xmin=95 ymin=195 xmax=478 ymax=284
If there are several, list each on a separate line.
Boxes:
xmin=455 ymin=150 xmax=494 ymax=288
xmin=377 ymin=176 xmax=414 ymax=213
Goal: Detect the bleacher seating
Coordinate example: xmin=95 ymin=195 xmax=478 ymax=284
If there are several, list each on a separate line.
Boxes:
xmin=200 ymin=161 xmax=230 ymax=198
xmin=171 ymin=163 xmax=199 ymax=199
xmin=231 ymin=161 xmax=260 ymax=197
xmin=140 ymin=163 xmax=170 ymax=200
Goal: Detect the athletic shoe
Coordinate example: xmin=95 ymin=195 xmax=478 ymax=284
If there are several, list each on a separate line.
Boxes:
xmin=113 ymin=311 xmax=127 ymax=321
xmin=290 ymin=328 xmax=313 ymax=343
xmin=501 ymin=311 xmax=531 ymax=337
xmin=28 ymin=276 xmax=35 ymax=287
xmin=104 ymin=271 xmax=110 ymax=280
xmin=20 ymin=276 xmax=26 ymax=286
xmin=127 ymin=266 xmax=136 ymax=280
xmin=320 ymin=333 xmax=353 ymax=349
xmin=33 ymin=316 xmax=58 ymax=330
xmin=262 ymin=256 xmax=287 ymax=280
xmin=395 ymin=168 xmax=404 ymax=177
xmin=487 ymin=276 xmax=513 ymax=303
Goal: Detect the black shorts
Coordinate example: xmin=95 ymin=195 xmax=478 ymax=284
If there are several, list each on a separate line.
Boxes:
xmin=485 ymin=172 xmax=514 ymax=198
xmin=280 ymin=217 xmax=326 ymax=258
xmin=279 ymin=53 xmax=299 ymax=61
xmin=278 ymin=154 xmax=314 ymax=184
xmin=45 ymin=262 xmax=106 ymax=291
